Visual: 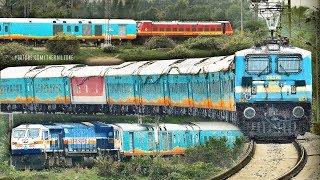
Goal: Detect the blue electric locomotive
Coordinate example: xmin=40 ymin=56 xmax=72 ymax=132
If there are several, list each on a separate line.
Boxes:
xmin=234 ymin=42 xmax=312 ymax=139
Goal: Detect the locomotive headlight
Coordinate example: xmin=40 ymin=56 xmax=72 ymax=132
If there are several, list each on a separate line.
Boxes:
xmin=291 ymin=85 xmax=296 ymax=94
xmin=244 ymin=107 xmax=256 ymax=119
xmin=251 ymin=85 xmax=257 ymax=95
xmin=293 ymin=106 xmax=304 ymax=118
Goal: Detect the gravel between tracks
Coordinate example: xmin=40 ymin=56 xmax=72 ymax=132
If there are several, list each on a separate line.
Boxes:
xmin=229 ymin=143 xmax=298 ymax=179
xmin=293 ymin=132 xmax=320 ymax=179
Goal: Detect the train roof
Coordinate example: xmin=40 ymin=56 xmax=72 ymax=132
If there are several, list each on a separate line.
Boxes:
xmin=113 ymin=123 xmax=154 ymax=131
xmin=13 ymin=124 xmax=47 ymax=130
xmin=158 ymin=123 xmax=193 ymax=131
xmin=106 ymin=61 xmax=150 ymax=76
xmin=202 ymin=55 xmax=234 ymax=73
xmin=168 ymin=58 xmax=205 ymax=75
xmin=191 ymin=122 xmax=241 ymax=131
xmin=235 ymin=45 xmax=311 ymax=58
xmin=68 ymin=65 xmax=113 ymax=77
xmin=0 ymin=18 xmax=136 ymax=24
xmin=24 ymin=64 xmax=82 ymax=78
xmin=0 ymin=66 xmax=36 ymax=78
xmin=137 ymin=59 xmax=179 ymax=75
xmin=139 ymin=20 xmax=227 ymax=25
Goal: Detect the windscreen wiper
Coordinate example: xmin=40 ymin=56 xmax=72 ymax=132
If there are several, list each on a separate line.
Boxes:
xmin=258 ymin=66 xmax=269 ymax=77
xmin=279 ymin=64 xmax=289 ymax=76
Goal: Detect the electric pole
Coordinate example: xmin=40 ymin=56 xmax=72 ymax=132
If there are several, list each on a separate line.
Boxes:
xmin=288 ymin=0 xmax=292 ymax=38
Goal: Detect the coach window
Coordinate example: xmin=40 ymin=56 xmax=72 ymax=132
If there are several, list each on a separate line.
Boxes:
xmin=152 ymin=26 xmax=157 ymax=31
xmin=0 ymin=25 xmax=1 ymax=31
xmin=5 ymin=26 xmax=8 ymax=32
xmin=198 ymin=28 xmax=203 ymax=31
xmin=75 ymin=26 xmax=79 ymax=32
xmin=160 ymin=28 xmax=164 ymax=31
xmin=179 ymin=26 xmax=184 ymax=31
xmin=211 ymin=27 xmax=215 ymax=31
xmin=67 ymin=26 xmax=71 ymax=32
xmin=204 ymin=26 xmax=209 ymax=31
xmin=217 ymin=26 xmax=221 ymax=31
xmin=166 ymin=27 xmax=171 ymax=31
xmin=192 ymin=25 xmax=196 ymax=31
xmin=186 ymin=28 xmax=190 ymax=31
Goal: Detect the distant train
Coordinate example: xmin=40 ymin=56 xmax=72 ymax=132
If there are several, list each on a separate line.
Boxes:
xmin=0 ymin=42 xmax=312 ymax=140
xmin=11 ymin=121 xmax=242 ymax=169
xmin=0 ymin=18 xmax=233 ymax=42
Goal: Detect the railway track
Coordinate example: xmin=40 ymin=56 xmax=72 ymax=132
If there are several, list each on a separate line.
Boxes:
xmin=211 ymin=140 xmax=307 ymax=180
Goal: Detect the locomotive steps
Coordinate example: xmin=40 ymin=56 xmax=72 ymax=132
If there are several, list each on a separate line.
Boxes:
xmin=211 ymin=140 xmax=307 ymax=180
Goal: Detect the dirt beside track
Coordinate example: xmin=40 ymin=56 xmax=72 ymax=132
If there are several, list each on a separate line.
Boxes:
xmin=229 ymin=143 xmax=298 ymax=179
xmin=293 ymin=133 xmax=320 ymax=179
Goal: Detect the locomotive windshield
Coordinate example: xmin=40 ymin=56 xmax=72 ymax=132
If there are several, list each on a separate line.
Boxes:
xmin=276 ymin=55 xmax=301 ymax=75
xmin=12 ymin=130 xmax=26 ymax=138
xmin=245 ymin=55 xmax=271 ymax=75
xmin=28 ymin=129 xmax=40 ymax=138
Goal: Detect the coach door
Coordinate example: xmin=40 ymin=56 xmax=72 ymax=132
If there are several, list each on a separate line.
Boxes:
xmin=118 ymin=25 xmax=127 ymax=39
xmin=95 ymin=25 xmax=102 ymax=36
xmin=53 ymin=24 xmax=63 ymax=35
xmin=129 ymin=132 xmax=134 ymax=153
xmin=3 ymin=23 xmax=10 ymax=38
xmin=222 ymin=23 xmax=226 ymax=34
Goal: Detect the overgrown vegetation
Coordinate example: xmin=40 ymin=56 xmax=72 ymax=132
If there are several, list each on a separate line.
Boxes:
xmin=144 ymin=36 xmax=176 ymax=50
xmin=46 ymin=33 xmax=80 ymax=55
xmin=0 ymin=42 xmax=28 ymax=70
xmin=95 ymin=137 xmax=247 ymax=180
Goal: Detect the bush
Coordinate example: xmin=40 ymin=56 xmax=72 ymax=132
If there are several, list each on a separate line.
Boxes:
xmin=183 ymin=37 xmax=218 ymax=50
xmin=312 ymin=123 xmax=320 ymax=135
xmin=102 ymin=44 xmax=117 ymax=53
xmin=144 ymin=36 xmax=176 ymax=49
xmin=0 ymin=42 xmax=27 ymax=69
xmin=217 ymin=31 xmax=254 ymax=54
xmin=46 ymin=33 xmax=80 ymax=55
xmin=166 ymin=45 xmax=191 ymax=58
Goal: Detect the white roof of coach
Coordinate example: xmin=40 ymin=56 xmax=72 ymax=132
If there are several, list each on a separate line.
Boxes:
xmin=13 ymin=124 xmax=47 ymax=130
xmin=0 ymin=66 xmax=36 ymax=79
xmin=203 ymin=55 xmax=234 ymax=73
xmin=0 ymin=18 xmax=136 ymax=24
xmin=137 ymin=60 xmax=178 ymax=75
xmin=168 ymin=58 xmax=204 ymax=75
xmin=149 ymin=21 xmax=223 ymax=25
xmin=235 ymin=46 xmax=311 ymax=59
xmin=113 ymin=123 xmax=153 ymax=131
xmin=106 ymin=61 xmax=150 ymax=76
xmin=158 ymin=123 xmax=193 ymax=131
xmin=68 ymin=65 xmax=112 ymax=77
xmin=192 ymin=122 xmax=240 ymax=131
xmin=25 ymin=64 xmax=81 ymax=78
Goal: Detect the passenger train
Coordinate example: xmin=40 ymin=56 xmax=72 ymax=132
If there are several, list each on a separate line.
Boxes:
xmin=0 ymin=42 xmax=312 ymax=140
xmin=11 ymin=121 xmax=242 ymax=169
xmin=0 ymin=18 xmax=233 ymax=42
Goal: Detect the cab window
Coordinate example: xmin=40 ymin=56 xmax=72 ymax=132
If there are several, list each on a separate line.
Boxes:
xmin=28 ymin=129 xmax=40 ymax=138
xmin=245 ymin=55 xmax=271 ymax=75
xmin=276 ymin=55 xmax=301 ymax=74
xmin=43 ymin=131 xmax=49 ymax=140
xmin=13 ymin=130 xmax=25 ymax=138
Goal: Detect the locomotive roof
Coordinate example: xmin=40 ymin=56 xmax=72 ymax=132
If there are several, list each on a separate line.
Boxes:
xmin=137 ymin=59 xmax=179 ymax=75
xmin=0 ymin=18 xmax=136 ymax=24
xmin=68 ymin=65 xmax=113 ymax=77
xmin=113 ymin=123 xmax=154 ymax=131
xmin=0 ymin=66 xmax=36 ymax=78
xmin=235 ymin=45 xmax=311 ymax=58
xmin=191 ymin=122 xmax=241 ymax=131
xmin=13 ymin=124 xmax=47 ymax=130
xmin=106 ymin=61 xmax=150 ymax=76
xmin=24 ymin=64 xmax=82 ymax=78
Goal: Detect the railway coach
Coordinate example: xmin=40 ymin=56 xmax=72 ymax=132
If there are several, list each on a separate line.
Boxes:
xmin=0 ymin=18 xmax=137 ymax=42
